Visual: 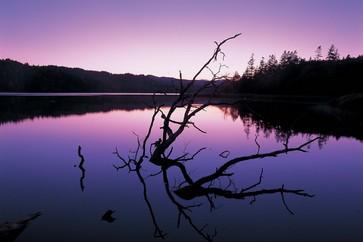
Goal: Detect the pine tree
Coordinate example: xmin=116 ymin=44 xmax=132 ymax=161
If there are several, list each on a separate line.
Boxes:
xmin=267 ymin=54 xmax=278 ymax=71
xmin=315 ymin=46 xmax=322 ymax=60
xmin=280 ymin=51 xmax=289 ymax=66
xmin=242 ymin=54 xmax=255 ymax=79
xmin=289 ymin=50 xmax=300 ymax=64
xmin=327 ymin=44 xmax=340 ymax=60
xmin=280 ymin=50 xmax=300 ymax=66
xmin=257 ymin=57 xmax=266 ymax=74
xmin=231 ymin=71 xmax=241 ymax=81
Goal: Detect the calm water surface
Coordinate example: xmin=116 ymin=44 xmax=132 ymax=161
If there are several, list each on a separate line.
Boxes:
xmin=0 ymin=96 xmax=362 ymax=242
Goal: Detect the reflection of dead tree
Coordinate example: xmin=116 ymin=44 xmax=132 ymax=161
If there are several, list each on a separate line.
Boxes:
xmin=114 ymin=34 xmax=320 ymax=242
xmin=114 ymin=107 xmax=167 ymax=239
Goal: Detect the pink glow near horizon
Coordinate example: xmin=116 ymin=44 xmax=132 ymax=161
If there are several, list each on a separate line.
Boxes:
xmin=1 ymin=1 xmax=362 ymax=79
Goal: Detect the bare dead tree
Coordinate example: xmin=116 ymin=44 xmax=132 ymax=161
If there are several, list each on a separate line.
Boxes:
xmin=113 ymin=33 xmax=321 ymax=242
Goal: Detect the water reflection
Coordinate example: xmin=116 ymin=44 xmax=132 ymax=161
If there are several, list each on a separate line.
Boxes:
xmin=0 ymin=96 xmax=362 ymax=241
xmin=0 ymin=212 xmax=41 ymax=242
xmin=1 ymin=95 xmax=362 ymax=143
xmin=112 ymin=97 xmax=324 ymax=241
xmin=0 ymin=95 xmax=189 ymax=125
xmin=75 ymin=145 xmax=86 ymax=192
xmin=0 ymin=96 xmax=150 ymax=127
xmin=219 ymin=99 xmax=363 ymax=142
xmin=113 ymin=95 xmax=361 ymax=241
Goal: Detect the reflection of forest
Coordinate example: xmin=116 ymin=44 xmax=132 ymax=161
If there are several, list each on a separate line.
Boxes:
xmin=0 ymin=95 xmax=173 ymax=125
xmin=219 ymin=98 xmax=363 ymax=142
xmin=1 ymin=95 xmax=362 ymax=142
xmin=0 ymin=95 xmax=234 ymax=125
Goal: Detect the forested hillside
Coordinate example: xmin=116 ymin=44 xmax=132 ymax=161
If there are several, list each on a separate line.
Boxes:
xmin=239 ymin=49 xmax=363 ymax=96
xmin=0 ymin=59 xmax=201 ymax=93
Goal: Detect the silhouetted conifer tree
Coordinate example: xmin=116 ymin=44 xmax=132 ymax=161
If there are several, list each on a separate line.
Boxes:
xmin=242 ymin=54 xmax=255 ymax=79
xmin=231 ymin=71 xmax=241 ymax=81
xmin=257 ymin=57 xmax=266 ymax=74
xmin=280 ymin=50 xmax=300 ymax=66
xmin=315 ymin=46 xmax=323 ymax=60
xmin=267 ymin=54 xmax=278 ymax=71
xmin=327 ymin=44 xmax=340 ymax=60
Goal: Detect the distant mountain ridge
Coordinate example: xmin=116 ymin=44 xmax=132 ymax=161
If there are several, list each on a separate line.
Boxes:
xmin=0 ymin=59 xmax=207 ymax=93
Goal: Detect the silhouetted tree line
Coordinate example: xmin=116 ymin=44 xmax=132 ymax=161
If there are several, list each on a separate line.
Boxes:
xmin=0 ymin=59 xmax=206 ymax=93
xmin=239 ymin=45 xmax=363 ymax=96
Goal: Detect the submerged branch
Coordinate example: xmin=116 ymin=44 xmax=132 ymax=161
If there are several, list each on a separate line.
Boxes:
xmin=77 ymin=145 xmax=86 ymax=192
xmin=193 ymin=137 xmax=321 ymax=187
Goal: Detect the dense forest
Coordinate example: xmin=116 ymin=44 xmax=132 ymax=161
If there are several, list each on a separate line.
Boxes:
xmin=1 ymin=45 xmax=363 ymax=96
xmin=0 ymin=59 xmax=205 ymax=93
xmin=238 ymin=45 xmax=363 ymax=96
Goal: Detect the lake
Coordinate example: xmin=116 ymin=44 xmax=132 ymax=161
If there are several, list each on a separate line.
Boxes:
xmin=0 ymin=95 xmax=362 ymax=242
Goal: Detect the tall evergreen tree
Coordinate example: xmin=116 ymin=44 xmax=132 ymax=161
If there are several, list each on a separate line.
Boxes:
xmin=280 ymin=51 xmax=289 ymax=66
xmin=242 ymin=54 xmax=255 ymax=79
xmin=267 ymin=54 xmax=278 ymax=71
xmin=327 ymin=44 xmax=340 ymax=60
xmin=257 ymin=57 xmax=266 ymax=74
xmin=280 ymin=50 xmax=300 ymax=66
xmin=231 ymin=71 xmax=241 ymax=81
xmin=315 ymin=46 xmax=323 ymax=60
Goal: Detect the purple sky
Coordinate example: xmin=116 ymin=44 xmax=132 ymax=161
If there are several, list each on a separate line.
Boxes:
xmin=1 ymin=0 xmax=362 ymax=79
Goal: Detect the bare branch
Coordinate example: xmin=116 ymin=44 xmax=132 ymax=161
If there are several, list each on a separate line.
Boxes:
xmin=255 ymin=134 xmax=261 ymax=154
xmin=193 ymin=137 xmax=322 ymax=187
xmin=162 ymin=169 xmax=215 ymax=242
xmin=280 ymin=184 xmax=295 ymax=215
xmin=219 ymin=150 xmax=230 ymax=159
xmin=193 ymin=33 xmax=241 ymax=81
xmin=179 ymin=147 xmax=207 ymax=162
xmin=240 ymin=168 xmax=264 ymax=192
xmin=137 ymin=168 xmax=167 ymax=239
xmin=76 ymin=145 xmax=86 ymax=192
xmin=191 ymin=122 xmax=207 ymax=134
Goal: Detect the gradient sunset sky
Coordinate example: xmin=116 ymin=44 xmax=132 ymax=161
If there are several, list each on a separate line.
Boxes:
xmin=1 ymin=0 xmax=362 ymax=79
